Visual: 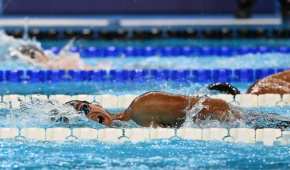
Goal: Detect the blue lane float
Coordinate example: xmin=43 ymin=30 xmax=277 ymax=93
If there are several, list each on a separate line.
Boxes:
xmin=48 ymin=46 xmax=290 ymax=57
xmin=0 ymin=68 xmax=287 ymax=83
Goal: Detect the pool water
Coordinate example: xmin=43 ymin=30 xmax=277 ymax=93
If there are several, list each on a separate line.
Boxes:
xmin=0 ymin=81 xmax=251 ymax=95
xmin=1 ymin=98 xmax=290 ymax=169
xmin=1 ymin=139 xmax=290 ymax=170
xmin=1 ymin=35 xmax=290 ymax=70
xmin=42 ymin=39 xmax=290 ymax=48
xmin=83 ymin=54 xmax=290 ymax=70
xmin=3 ymin=50 xmax=290 ymax=70
xmin=1 ymin=102 xmax=290 ymax=169
xmin=1 ymin=33 xmax=290 ymax=169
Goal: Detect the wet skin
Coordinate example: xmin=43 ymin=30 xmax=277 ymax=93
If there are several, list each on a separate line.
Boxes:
xmin=15 ymin=45 xmax=90 ymax=70
xmin=67 ymin=92 xmax=242 ymax=128
xmin=66 ymin=100 xmax=112 ymax=126
xmin=63 ymin=62 xmax=289 ymax=127
xmin=18 ymin=45 xmax=50 ymax=65
xmin=247 ymin=70 xmax=290 ymax=95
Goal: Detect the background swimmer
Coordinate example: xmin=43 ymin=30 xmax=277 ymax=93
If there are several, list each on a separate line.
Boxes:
xmin=0 ymin=31 xmax=112 ymax=70
xmin=65 ymin=91 xmax=290 ymax=129
xmin=10 ymin=42 xmax=112 ymax=70
xmin=0 ymin=31 xmax=40 ymax=59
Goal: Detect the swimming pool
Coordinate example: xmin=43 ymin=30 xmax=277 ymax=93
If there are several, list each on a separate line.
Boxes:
xmin=1 ymin=32 xmax=290 ymax=169
xmin=1 ymin=139 xmax=290 ymax=169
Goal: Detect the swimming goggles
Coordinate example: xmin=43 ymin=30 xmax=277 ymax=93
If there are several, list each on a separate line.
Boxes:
xmin=79 ymin=104 xmax=90 ymax=115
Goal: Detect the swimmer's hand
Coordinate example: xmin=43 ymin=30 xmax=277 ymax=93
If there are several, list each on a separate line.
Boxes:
xmin=208 ymin=82 xmax=240 ymax=95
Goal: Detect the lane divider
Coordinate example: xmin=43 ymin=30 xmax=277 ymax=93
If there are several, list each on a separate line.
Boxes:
xmin=48 ymin=46 xmax=290 ymax=57
xmin=0 ymin=68 xmax=287 ymax=83
xmin=9 ymin=27 xmax=290 ymax=40
xmin=0 ymin=94 xmax=289 ymax=109
xmin=0 ymin=127 xmax=288 ymax=146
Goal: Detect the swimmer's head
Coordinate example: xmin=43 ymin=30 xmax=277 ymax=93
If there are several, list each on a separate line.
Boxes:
xmin=207 ymin=82 xmax=240 ymax=95
xmin=16 ymin=45 xmax=49 ymax=65
xmin=66 ymin=100 xmax=113 ymax=126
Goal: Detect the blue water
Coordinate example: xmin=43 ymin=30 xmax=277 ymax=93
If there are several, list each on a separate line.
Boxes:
xmin=0 ymin=92 xmax=288 ymax=169
xmin=1 ymin=139 xmax=290 ymax=169
xmin=2 ymin=51 xmax=290 ymax=70
xmin=0 ymin=82 xmax=250 ymax=95
xmin=3 ymin=51 xmax=290 ymax=70
xmin=2 ymin=37 xmax=290 ymax=70
xmin=42 ymin=39 xmax=290 ymax=48
xmin=83 ymin=54 xmax=290 ymax=70
xmin=1 ymin=35 xmax=290 ymax=169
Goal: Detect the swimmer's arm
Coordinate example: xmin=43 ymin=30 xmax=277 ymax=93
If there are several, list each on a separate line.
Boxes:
xmin=47 ymin=55 xmax=91 ymax=70
xmin=113 ymin=112 xmax=131 ymax=121
xmin=193 ymin=98 xmax=242 ymax=122
xmin=51 ymin=56 xmax=112 ymax=70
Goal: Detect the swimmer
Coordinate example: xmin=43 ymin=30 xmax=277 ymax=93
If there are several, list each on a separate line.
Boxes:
xmin=208 ymin=69 xmax=290 ymax=95
xmin=9 ymin=43 xmax=111 ymax=70
xmin=65 ymin=91 xmax=290 ymax=129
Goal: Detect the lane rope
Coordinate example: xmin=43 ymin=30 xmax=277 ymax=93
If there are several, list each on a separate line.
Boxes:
xmin=0 ymin=94 xmax=289 ymax=109
xmin=1 ymin=68 xmax=287 ymax=83
xmin=0 ymin=127 xmax=288 ymax=146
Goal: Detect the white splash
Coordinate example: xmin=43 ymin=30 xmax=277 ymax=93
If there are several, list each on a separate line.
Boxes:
xmin=182 ymin=96 xmax=207 ymax=128
xmin=0 ymin=30 xmax=40 ymax=60
xmin=1 ymin=99 xmax=83 ymax=127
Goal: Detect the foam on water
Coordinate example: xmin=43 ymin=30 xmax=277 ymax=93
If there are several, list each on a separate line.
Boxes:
xmin=0 ymin=99 xmax=82 ymax=128
xmin=0 ymin=31 xmax=88 ymax=70
xmin=182 ymin=96 xmax=206 ymax=128
xmin=0 ymin=98 xmax=139 ymax=128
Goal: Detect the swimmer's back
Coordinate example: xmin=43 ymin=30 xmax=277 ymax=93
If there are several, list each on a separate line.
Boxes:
xmin=122 ymin=92 xmax=197 ymax=127
xmin=247 ymin=70 xmax=290 ymax=94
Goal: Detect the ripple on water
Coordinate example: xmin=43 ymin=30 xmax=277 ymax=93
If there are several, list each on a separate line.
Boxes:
xmin=0 ymin=139 xmax=290 ymax=169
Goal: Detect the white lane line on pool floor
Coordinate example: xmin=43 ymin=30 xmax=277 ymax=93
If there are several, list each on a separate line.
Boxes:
xmin=0 ymin=128 xmax=288 ymax=146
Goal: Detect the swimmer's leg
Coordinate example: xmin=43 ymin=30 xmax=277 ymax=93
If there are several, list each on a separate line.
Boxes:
xmin=207 ymin=82 xmax=241 ymax=95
